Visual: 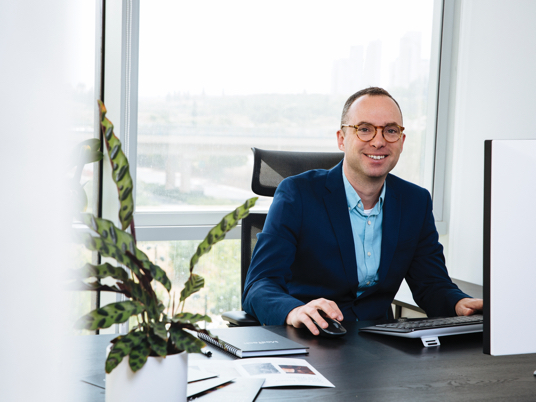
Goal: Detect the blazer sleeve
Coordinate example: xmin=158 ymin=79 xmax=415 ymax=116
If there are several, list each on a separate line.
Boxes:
xmin=404 ymin=191 xmax=471 ymax=317
xmin=242 ymin=178 xmax=306 ymax=325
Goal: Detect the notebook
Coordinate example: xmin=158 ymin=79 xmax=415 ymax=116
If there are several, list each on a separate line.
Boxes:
xmin=198 ymin=327 xmax=308 ymax=358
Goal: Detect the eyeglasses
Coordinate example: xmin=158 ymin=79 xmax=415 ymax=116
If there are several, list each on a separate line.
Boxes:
xmin=341 ymin=123 xmax=405 ymax=143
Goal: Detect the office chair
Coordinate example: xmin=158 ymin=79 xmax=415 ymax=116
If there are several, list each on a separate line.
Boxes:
xmin=221 ymin=147 xmax=344 ymax=326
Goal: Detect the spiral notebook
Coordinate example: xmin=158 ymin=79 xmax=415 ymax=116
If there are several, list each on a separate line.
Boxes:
xmin=198 ymin=327 xmax=308 ymax=358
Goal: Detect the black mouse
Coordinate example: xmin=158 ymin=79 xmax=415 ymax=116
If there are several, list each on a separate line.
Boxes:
xmin=312 ymin=310 xmax=347 ymax=337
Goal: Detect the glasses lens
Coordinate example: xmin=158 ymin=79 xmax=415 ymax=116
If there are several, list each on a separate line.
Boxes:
xmin=356 ymin=124 xmax=376 ymax=141
xmin=383 ymin=125 xmax=401 ymax=142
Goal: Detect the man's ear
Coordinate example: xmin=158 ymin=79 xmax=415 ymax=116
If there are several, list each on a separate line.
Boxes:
xmin=336 ymin=130 xmax=345 ymax=151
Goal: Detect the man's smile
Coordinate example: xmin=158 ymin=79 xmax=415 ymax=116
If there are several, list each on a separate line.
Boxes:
xmin=365 ymin=154 xmax=386 ymax=160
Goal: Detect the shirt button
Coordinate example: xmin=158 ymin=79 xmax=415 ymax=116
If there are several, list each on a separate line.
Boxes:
xmin=367 ymin=252 xmax=371 ymax=256
xmin=367 ymin=281 xmax=370 ymax=285
xmin=367 ymin=220 xmax=371 ymax=225
xmin=358 ymin=202 xmax=361 ymax=207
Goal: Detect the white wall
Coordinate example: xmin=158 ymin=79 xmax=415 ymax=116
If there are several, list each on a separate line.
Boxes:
xmin=443 ymin=0 xmax=536 ymax=284
xmin=0 ymin=1 xmax=75 ymax=401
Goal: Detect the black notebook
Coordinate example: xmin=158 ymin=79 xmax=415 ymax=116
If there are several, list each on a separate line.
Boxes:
xmin=198 ymin=327 xmax=308 ymax=358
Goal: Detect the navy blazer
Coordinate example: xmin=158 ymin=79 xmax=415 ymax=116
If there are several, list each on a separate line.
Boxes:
xmin=242 ymin=161 xmax=469 ymax=325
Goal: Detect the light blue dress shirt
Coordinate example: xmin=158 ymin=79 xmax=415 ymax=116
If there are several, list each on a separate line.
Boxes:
xmin=342 ymin=169 xmax=386 ymax=298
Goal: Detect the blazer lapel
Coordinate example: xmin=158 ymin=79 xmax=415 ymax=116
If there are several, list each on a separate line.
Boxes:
xmin=324 ymin=162 xmax=359 ymax=293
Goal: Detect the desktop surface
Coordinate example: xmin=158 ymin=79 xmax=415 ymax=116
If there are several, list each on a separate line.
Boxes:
xmin=74 ymin=320 xmax=536 ymax=402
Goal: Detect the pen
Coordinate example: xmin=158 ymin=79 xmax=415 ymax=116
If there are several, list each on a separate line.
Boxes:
xmin=201 ymin=350 xmax=212 ymax=358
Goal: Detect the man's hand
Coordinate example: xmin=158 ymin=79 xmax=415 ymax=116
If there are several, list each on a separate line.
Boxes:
xmin=285 ymin=298 xmax=343 ymax=335
xmin=455 ymin=298 xmax=483 ymax=316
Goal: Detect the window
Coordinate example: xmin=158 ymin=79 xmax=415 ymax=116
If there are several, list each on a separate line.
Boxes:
xmin=136 ymin=0 xmax=437 ymax=215
xmin=104 ymin=0 xmax=443 ymax=327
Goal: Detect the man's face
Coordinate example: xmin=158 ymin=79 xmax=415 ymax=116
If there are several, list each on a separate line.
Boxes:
xmin=336 ymin=95 xmax=405 ymax=184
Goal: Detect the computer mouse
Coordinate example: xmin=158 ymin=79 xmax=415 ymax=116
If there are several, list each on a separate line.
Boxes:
xmin=312 ymin=310 xmax=347 ymax=337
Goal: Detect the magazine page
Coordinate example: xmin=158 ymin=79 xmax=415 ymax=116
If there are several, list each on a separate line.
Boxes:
xmin=191 ymin=357 xmax=334 ymax=388
xmin=233 ymin=358 xmax=335 ymax=388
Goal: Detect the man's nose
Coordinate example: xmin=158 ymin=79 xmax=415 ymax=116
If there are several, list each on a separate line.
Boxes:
xmin=369 ymin=127 xmax=386 ymax=148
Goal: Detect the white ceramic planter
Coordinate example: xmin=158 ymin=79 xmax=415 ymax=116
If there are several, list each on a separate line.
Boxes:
xmin=105 ymin=344 xmax=188 ymax=402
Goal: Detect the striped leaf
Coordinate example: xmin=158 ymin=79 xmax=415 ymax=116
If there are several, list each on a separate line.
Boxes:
xmin=171 ymin=313 xmax=212 ymax=325
xmin=151 ymin=322 xmax=168 ymax=341
xmin=179 ymin=273 xmax=204 ymax=303
xmin=105 ymin=332 xmax=145 ymax=373
xmin=76 ymin=262 xmax=129 ymax=282
xmin=68 ymin=281 xmax=123 ymax=293
xmin=169 ymin=327 xmax=205 ymax=353
xmin=75 ymin=301 xmax=145 ymax=330
xmin=129 ymin=337 xmax=152 ymax=372
xmin=189 ymin=197 xmax=257 ymax=270
xmin=147 ymin=262 xmax=172 ymax=292
xmin=70 ymin=138 xmax=103 ymax=168
xmin=148 ymin=330 xmax=168 ymax=357
xmin=80 ymin=214 xmax=171 ymax=291
xmin=119 ymin=280 xmax=158 ymax=319
xmin=81 ymin=233 xmax=142 ymax=277
xmin=98 ymin=100 xmax=134 ymax=230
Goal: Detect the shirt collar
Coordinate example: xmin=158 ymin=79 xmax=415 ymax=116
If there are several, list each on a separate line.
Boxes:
xmin=342 ymin=168 xmax=386 ymax=214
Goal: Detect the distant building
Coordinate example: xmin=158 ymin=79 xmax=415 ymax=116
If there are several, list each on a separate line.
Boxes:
xmin=390 ymin=32 xmax=428 ymax=88
xmin=331 ymin=45 xmax=364 ymax=96
xmin=331 ymin=42 xmax=383 ymax=96
xmin=363 ymin=40 xmax=382 ymax=87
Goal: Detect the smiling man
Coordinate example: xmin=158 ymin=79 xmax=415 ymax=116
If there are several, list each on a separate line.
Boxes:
xmin=242 ymin=87 xmax=483 ymax=335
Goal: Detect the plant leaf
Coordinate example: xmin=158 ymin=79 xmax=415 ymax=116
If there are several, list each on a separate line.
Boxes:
xmin=172 ymin=313 xmax=212 ymax=325
xmin=75 ymin=300 xmax=145 ymax=330
xmin=69 ymin=138 xmax=103 ymax=168
xmin=80 ymin=213 xmax=137 ymax=252
xmin=148 ymin=330 xmax=168 ymax=357
xmin=151 ymin=322 xmax=168 ymax=341
xmin=74 ymin=262 xmax=129 ymax=282
xmin=70 ymin=181 xmax=89 ymax=213
xmin=81 ymin=233 xmax=142 ymax=277
xmin=179 ymin=273 xmax=204 ymax=303
xmin=65 ymin=280 xmax=124 ymax=293
xmin=98 ymin=100 xmax=134 ymax=230
xmin=189 ymin=197 xmax=258 ymax=271
xmin=169 ymin=327 xmax=205 ymax=353
xmin=121 ymin=280 xmax=159 ymax=319
xmin=105 ymin=332 xmax=145 ymax=373
xmin=79 ymin=214 xmax=172 ymax=291
xmin=129 ymin=337 xmax=151 ymax=372
xmin=148 ymin=262 xmax=172 ymax=292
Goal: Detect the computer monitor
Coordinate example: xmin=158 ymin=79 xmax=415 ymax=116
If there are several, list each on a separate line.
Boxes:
xmin=483 ymin=139 xmax=536 ymax=356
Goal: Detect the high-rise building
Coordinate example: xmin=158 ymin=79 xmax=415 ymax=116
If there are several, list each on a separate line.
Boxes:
xmin=390 ymin=32 xmax=422 ymax=88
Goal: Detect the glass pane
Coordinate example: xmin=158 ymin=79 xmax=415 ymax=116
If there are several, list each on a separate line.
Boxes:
xmin=138 ymin=239 xmax=241 ymax=329
xmin=137 ymin=0 xmax=435 ymax=212
xmin=69 ymin=1 xmax=98 ymax=215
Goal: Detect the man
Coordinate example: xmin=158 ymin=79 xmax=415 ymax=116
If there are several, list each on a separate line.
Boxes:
xmin=242 ymin=87 xmax=483 ymax=335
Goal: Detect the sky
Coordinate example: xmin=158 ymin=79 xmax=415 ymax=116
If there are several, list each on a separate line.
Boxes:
xmin=69 ymin=0 xmax=435 ymax=97
xmin=138 ymin=0 xmax=435 ymax=97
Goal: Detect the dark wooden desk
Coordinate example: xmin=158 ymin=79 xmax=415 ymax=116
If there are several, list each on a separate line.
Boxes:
xmin=76 ymin=321 xmax=535 ymax=401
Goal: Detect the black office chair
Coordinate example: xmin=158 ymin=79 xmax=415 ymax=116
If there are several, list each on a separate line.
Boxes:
xmin=222 ymin=147 xmax=344 ymax=326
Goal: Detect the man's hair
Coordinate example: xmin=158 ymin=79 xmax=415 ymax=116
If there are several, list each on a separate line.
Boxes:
xmin=340 ymin=87 xmax=402 ymax=125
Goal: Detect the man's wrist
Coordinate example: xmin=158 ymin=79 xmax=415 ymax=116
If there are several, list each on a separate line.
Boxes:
xmin=285 ymin=305 xmax=302 ymax=325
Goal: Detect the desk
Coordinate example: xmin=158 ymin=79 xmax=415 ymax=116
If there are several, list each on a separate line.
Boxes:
xmin=76 ymin=320 xmax=535 ymax=401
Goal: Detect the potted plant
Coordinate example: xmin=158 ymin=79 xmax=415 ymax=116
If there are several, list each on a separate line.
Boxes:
xmin=73 ymin=101 xmax=257 ymax=401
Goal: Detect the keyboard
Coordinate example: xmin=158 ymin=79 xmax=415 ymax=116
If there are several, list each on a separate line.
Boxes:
xmin=360 ymin=315 xmax=483 ymax=347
